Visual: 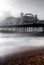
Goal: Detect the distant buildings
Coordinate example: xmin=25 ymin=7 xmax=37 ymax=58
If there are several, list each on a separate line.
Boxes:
xmin=0 ymin=12 xmax=39 ymax=26
xmin=16 ymin=12 xmax=39 ymax=25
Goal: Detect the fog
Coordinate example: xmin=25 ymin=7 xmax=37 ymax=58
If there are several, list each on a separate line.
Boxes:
xmin=0 ymin=0 xmax=44 ymax=19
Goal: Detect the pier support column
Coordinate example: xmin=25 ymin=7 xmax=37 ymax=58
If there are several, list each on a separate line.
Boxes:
xmin=25 ymin=27 xmax=26 ymax=32
xmin=23 ymin=27 xmax=25 ymax=33
xmin=41 ymin=27 xmax=43 ymax=32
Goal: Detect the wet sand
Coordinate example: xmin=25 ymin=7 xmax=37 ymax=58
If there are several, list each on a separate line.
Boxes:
xmin=0 ymin=47 xmax=44 ymax=65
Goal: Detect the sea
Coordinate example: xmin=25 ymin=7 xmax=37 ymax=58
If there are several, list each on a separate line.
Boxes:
xmin=0 ymin=32 xmax=44 ymax=56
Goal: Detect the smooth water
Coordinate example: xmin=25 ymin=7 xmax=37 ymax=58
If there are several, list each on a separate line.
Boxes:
xmin=0 ymin=33 xmax=44 ymax=56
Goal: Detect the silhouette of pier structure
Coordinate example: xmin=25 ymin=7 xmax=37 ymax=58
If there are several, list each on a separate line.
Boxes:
xmin=0 ymin=13 xmax=44 ymax=33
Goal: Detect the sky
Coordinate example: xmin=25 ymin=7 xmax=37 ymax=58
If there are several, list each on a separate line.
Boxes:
xmin=0 ymin=0 xmax=44 ymax=20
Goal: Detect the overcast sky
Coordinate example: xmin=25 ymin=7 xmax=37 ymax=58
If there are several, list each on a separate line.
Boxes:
xmin=0 ymin=0 xmax=44 ymax=20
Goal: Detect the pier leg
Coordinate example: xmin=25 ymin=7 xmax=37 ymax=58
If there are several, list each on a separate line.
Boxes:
xmin=42 ymin=27 xmax=44 ymax=32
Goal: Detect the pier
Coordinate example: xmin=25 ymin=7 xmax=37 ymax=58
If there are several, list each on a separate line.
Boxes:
xmin=0 ymin=13 xmax=44 ymax=33
xmin=0 ymin=23 xmax=44 ymax=33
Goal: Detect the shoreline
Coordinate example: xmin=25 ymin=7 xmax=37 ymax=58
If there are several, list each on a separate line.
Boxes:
xmin=0 ymin=46 xmax=44 ymax=65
